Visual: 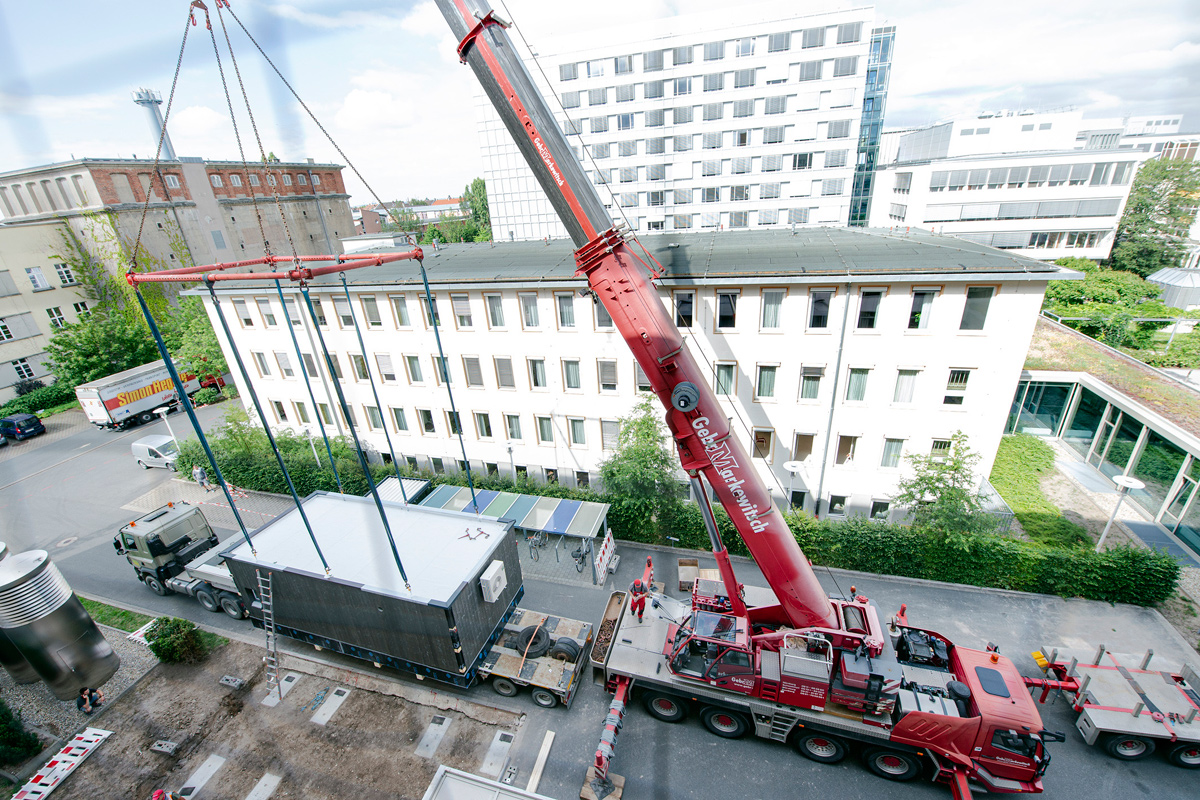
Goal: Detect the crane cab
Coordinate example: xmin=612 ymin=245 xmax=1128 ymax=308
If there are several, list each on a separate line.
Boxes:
xmin=665 ymin=611 xmax=756 ymax=694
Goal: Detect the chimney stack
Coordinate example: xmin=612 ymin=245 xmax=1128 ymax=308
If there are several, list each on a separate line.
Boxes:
xmin=132 ymin=88 xmax=177 ymax=161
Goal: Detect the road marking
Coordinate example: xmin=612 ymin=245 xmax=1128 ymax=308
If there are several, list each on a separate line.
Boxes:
xmin=177 ymin=753 xmax=225 ymax=798
xmin=310 ymin=687 xmax=350 ymax=725
xmin=243 ymin=773 xmax=281 ymax=800
xmin=479 ymin=730 xmax=515 ymax=778
xmin=526 ymin=730 xmax=555 ymax=793
xmin=415 ymin=715 xmax=452 ymax=758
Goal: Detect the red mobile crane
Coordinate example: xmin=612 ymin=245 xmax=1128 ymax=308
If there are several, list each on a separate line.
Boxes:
xmin=435 ymin=2 xmax=1054 ymax=797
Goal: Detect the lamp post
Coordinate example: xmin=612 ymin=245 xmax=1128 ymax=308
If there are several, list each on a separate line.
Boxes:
xmin=783 ymin=460 xmax=806 ymax=510
xmin=1096 ymin=475 xmax=1146 ymax=552
xmin=152 ymin=405 xmax=178 ymax=448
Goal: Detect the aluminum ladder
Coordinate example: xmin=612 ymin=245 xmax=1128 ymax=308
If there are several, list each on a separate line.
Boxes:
xmin=257 ymin=569 xmax=280 ymax=699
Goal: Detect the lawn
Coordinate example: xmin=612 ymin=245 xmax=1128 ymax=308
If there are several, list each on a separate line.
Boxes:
xmin=988 ymin=434 xmax=1091 ymax=548
xmin=80 ymin=598 xmax=153 ymax=632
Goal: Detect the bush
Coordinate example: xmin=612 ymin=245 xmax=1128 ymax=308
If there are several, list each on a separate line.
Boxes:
xmin=145 ymin=617 xmax=208 ymax=663
xmin=0 ymin=698 xmax=40 ymax=766
xmin=13 ymin=379 xmax=44 ymax=396
xmin=191 ymin=387 xmax=223 ymax=407
xmin=0 ymin=382 xmax=76 ymax=417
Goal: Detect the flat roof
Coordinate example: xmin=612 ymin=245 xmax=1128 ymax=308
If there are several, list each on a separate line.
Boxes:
xmin=222 ymin=492 xmax=513 ymax=604
xmin=419 ymin=486 xmax=609 ymax=538
xmin=371 ymin=476 xmax=433 ymax=504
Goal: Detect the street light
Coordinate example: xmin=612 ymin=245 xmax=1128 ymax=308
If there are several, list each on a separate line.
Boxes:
xmin=783 ymin=460 xmax=806 ymax=510
xmin=152 ymin=405 xmax=178 ymax=448
xmin=1096 ymin=475 xmax=1146 ymax=552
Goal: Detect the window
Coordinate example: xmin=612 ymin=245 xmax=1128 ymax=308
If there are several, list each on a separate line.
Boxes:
xmin=569 ymin=418 xmax=586 ymax=446
xmin=644 ymin=50 xmax=664 ymax=71
xmin=674 ymin=109 xmax=693 ymax=128
xmin=674 ymin=77 xmax=692 ymax=96
xmin=845 ymin=368 xmax=869 ymax=402
xmin=755 ymin=365 xmax=777 ymax=399
xmin=788 ymin=208 xmax=810 ymax=225
xmin=376 ymin=354 xmax=397 ymax=382
xmin=703 ymin=188 xmax=720 ymax=205
xmin=734 ymin=69 xmax=754 ymax=88
xmin=365 ymin=405 xmax=384 ymax=430
xmin=12 ymin=359 xmax=34 ymax=380
xmin=557 ymin=293 xmax=576 ymax=328
xmin=944 ymin=369 xmax=970 ymax=405
xmin=47 ymin=307 xmax=65 ymax=328
xmin=270 ymin=400 xmax=288 ymax=423
xmin=520 ymin=293 xmax=540 ymax=327
xmin=675 ymin=291 xmax=694 ymax=326
xmin=333 ymin=296 xmax=354 ymax=327
xmin=302 ymin=353 xmax=319 ymax=378
xmin=909 ymin=290 xmax=934 ymax=329
xmin=765 ymin=96 xmax=787 ymax=116
xmin=598 ymin=359 xmax=618 ymax=391
xmin=827 ymin=120 xmax=851 ymax=139
xmin=282 ymin=173 xmax=293 ymax=186
xmin=753 ymin=429 xmax=773 ymax=459
xmin=733 ymin=100 xmax=753 ymax=118
xmin=736 ymin=37 xmax=754 ymax=57
xmin=275 ymin=352 xmax=295 ymax=378
xmin=475 ymin=412 xmax=493 ymax=438
xmin=731 ymin=185 xmax=749 ymax=201
xmin=821 ymin=178 xmax=845 ymax=196
xmin=591 ymin=117 xmax=609 ymax=134
xmin=589 ymin=88 xmax=608 ymax=106
xmin=857 ymin=291 xmax=882 ymax=329
xmin=297 ymin=174 xmax=307 ymax=185
xmin=761 ymin=182 xmax=781 ymax=198
xmin=634 ymin=363 xmax=652 ymax=391
xmin=809 ymin=290 xmax=832 ymax=328
xmin=837 ymin=22 xmax=862 ymax=43
xmin=450 ymin=293 xmax=472 ymax=327
xmin=537 ymin=416 xmax=554 ymax=443
xmin=768 ymin=32 xmax=790 ymax=52
xmin=960 ymin=287 xmax=993 ymax=330
xmin=930 ymin=439 xmax=952 ymax=460
xmin=798 ymin=60 xmax=822 ymax=81
xmin=433 ymin=356 xmax=451 ymax=385
xmin=648 ymin=190 xmax=665 ymax=206
xmin=715 ymin=362 xmax=736 ymax=395
xmin=293 ymin=402 xmax=310 ymax=424
xmin=256 ymin=298 xmax=277 ymax=327
xmin=447 ymin=411 xmax=462 ymax=435
xmin=793 ymin=153 xmax=813 ymax=170
xmin=415 ymin=408 xmax=435 ymax=433
xmin=587 ymin=59 xmax=605 ymax=78
xmin=505 ymin=414 xmax=522 ymax=440
xmin=529 ymin=358 xmax=547 ymax=388
xmin=317 ymin=403 xmax=334 ymax=425
xmin=871 ymin=501 xmax=890 ymax=520
xmin=210 ymin=174 xmax=223 ymax=188
xmin=328 ymin=354 xmax=344 ymax=381
xmin=717 ymin=292 xmax=738 ymax=329
xmin=704 ymin=103 xmax=723 ymax=121
xmin=616 ymin=85 xmax=636 ymax=103
xmin=252 ymin=351 xmax=271 ymax=377
xmin=229 ymin=174 xmax=243 ymax=188
xmin=576 ymin=471 xmax=590 ymax=488
xmin=615 ymin=54 xmax=633 ymax=74
xmin=495 ymin=356 xmax=516 ymax=388
xmin=463 ymin=356 xmax=484 ymax=387
xmin=704 ymin=73 xmax=724 ymax=92
xmin=432 ymin=458 xmax=445 ymax=474
xmin=833 ymin=56 xmax=858 ymax=77
xmin=704 ymin=41 xmax=725 ymax=61
xmin=564 ymin=359 xmax=582 ymax=389
xmin=405 ymin=355 xmax=424 ymax=383
xmin=560 ymin=63 xmax=577 ymax=81
xmin=763 ymin=127 xmax=784 ymax=145
xmin=357 ymin=296 xmax=381 ymax=329
xmin=893 ymin=370 xmax=918 ymax=403
xmin=835 ymin=435 xmax=857 ymax=465
xmin=825 ymin=150 xmax=849 ymax=168
xmin=54 ymin=263 xmax=76 ymax=285
xmin=673 ymin=46 xmax=693 ymax=65
xmin=249 ymin=174 xmax=261 ymax=186
xmin=391 ymin=407 xmax=408 ymax=432
xmin=800 ymin=366 xmax=823 ymax=400
xmin=881 ymin=439 xmax=904 ymax=468
xmin=646 ymin=109 xmax=665 ymax=127
xmin=761 ymin=290 xmax=783 ymax=329
xmin=390 ymin=295 xmax=410 ymax=326
xmin=164 ymin=174 xmax=181 ymax=189
xmin=596 ymin=302 xmax=613 ymax=329
xmin=563 ymin=91 xmax=581 ymax=109
xmin=617 ymin=114 xmax=634 ymax=131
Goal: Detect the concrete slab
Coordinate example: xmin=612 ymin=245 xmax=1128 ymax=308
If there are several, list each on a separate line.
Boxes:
xmin=310 ymin=686 xmax=350 ymax=725
xmin=415 ymin=715 xmax=452 ymax=758
xmin=243 ymin=773 xmax=281 ymax=800
xmin=177 ymin=753 xmax=225 ymax=798
xmin=479 ymin=730 xmax=515 ymax=778
xmin=261 ymin=672 xmax=301 ymax=707
xmin=1055 ymin=457 xmax=1117 ymax=494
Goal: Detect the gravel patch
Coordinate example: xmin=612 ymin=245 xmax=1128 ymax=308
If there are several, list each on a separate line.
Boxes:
xmin=0 ymin=624 xmax=159 ymax=741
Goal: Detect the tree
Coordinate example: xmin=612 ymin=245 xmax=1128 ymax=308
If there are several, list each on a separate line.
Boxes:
xmin=599 ymin=395 xmax=685 ymax=543
xmin=1106 ymin=158 xmax=1200 ymax=277
xmin=381 ymin=206 xmax=421 ymax=233
xmin=462 ymin=177 xmax=490 ymax=235
xmin=894 ymin=431 xmax=997 ymax=545
xmin=162 ymin=296 xmax=228 ymax=382
xmin=43 ymin=312 xmax=161 ymax=387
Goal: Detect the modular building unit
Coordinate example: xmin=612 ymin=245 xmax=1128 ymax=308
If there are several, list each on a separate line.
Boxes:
xmin=221 ymin=492 xmax=523 ymax=685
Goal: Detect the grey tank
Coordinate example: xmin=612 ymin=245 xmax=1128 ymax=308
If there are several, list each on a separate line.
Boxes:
xmin=0 ymin=550 xmax=120 ymax=699
xmin=0 ymin=543 xmax=38 ymax=684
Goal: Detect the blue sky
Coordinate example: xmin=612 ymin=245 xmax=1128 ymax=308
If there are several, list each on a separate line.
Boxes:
xmin=0 ymin=0 xmax=1197 ymax=205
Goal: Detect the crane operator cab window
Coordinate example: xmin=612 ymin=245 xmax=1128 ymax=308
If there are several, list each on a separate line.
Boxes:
xmin=669 ymin=611 xmax=751 ymax=680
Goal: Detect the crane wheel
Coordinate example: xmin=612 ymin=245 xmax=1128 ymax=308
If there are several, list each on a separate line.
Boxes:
xmin=862 ymin=747 xmax=921 ymax=781
xmin=794 ymin=732 xmax=848 ymax=764
xmin=700 ymin=706 xmax=747 ymax=738
xmin=1103 ymin=734 xmax=1155 ymax=760
xmin=642 ymin=692 xmax=688 ymax=723
xmin=1166 ymin=742 xmax=1200 ymax=768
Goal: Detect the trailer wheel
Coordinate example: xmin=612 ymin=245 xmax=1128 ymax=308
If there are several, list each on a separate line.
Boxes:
xmin=794 ymin=732 xmax=848 ymax=764
xmin=196 ymin=589 xmax=219 ymax=612
xmin=548 ymin=639 xmax=581 ymax=661
xmin=1104 ymin=734 xmax=1155 ymax=760
xmin=1166 ymin=742 xmax=1200 ymax=768
xmin=492 ymin=677 xmax=519 ymax=697
xmin=700 ymin=706 xmax=747 ymax=739
xmin=220 ymin=596 xmax=247 ymax=619
xmin=862 ymin=748 xmax=921 ymax=781
xmin=642 ymin=692 xmax=687 ymax=723
xmin=143 ymin=575 xmax=171 ymax=596
xmin=531 ymin=689 xmax=558 ymax=708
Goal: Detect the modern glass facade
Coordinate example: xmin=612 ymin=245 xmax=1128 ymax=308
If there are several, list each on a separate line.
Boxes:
xmin=1009 ymin=379 xmax=1200 ymax=557
xmin=849 ymin=26 xmax=895 ymax=227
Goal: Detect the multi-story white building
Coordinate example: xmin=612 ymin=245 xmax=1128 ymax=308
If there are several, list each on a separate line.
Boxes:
xmin=201 ymin=227 xmax=1067 ymax=520
xmin=481 ymin=3 xmax=886 ymax=241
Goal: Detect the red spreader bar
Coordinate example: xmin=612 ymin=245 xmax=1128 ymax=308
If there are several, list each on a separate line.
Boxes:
xmin=125 ymin=249 xmax=423 ymax=285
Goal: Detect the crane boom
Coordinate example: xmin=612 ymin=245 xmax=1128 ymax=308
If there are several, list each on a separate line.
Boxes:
xmin=436 ymin=0 xmax=837 ymax=631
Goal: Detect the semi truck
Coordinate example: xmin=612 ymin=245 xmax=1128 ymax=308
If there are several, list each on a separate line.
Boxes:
xmin=434 ymin=3 xmax=1057 ymax=796
xmin=76 ymin=360 xmax=204 ymax=430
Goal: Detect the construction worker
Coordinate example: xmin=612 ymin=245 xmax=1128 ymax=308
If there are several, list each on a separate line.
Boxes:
xmin=629 ymin=578 xmax=648 ymax=622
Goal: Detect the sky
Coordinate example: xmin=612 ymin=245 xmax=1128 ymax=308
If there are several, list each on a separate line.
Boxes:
xmin=0 ymin=0 xmax=1197 ymax=206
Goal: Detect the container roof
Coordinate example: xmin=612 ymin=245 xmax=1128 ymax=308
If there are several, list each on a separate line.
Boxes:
xmin=419 ymin=486 xmax=609 ymax=539
xmin=222 ymin=492 xmax=512 ymax=604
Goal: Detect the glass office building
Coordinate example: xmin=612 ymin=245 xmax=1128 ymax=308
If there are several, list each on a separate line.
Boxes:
xmin=849 ymin=26 xmax=895 ymax=226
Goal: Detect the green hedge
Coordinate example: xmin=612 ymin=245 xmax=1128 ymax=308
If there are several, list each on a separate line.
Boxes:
xmin=0 ymin=382 xmax=75 ymax=417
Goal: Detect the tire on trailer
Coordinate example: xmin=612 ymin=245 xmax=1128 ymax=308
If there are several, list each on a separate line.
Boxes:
xmin=548 ymin=638 xmax=581 ymax=661
xmin=1166 ymin=741 xmax=1200 ymax=768
xmin=700 ymin=706 xmax=748 ymax=739
xmin=1103 ymin=734 xmax=1156 ymax=760
xmin=219 ymin=595 xmax=247 ymax=619
xmin=196 ymin=588 xmax=219 ymax=612
xmin=492 ymin=677 xmax=519 ymax=697
xmin=794 ymin=732 xmax=849 ymax=764
xmin=515 ymin=625 xmax=551 ymax=659
xmin=531 ymin=688 xmax=558 ymax=708
xmin=143 ymin=575 xmax=171 ymax=596
xmin=138 ymin=412 xmax=155 ymax=424
xmin=641 ymin=692 xmax=688 ymax=723
xmin=862 ymin=747 xmax=922 ymax=781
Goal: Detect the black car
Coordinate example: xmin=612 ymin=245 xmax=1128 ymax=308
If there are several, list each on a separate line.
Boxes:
xmin=0 ymin=413 xmax=46 ymax=440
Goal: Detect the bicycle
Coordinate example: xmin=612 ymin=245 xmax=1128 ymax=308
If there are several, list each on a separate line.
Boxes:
xmin=526 ymin=530 xmax=546 ymax=561
xmin=571 ymin=543 xmax=589 ymax=573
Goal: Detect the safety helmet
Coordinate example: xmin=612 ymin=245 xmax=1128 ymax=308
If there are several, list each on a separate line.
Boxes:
xmin=633 ymin=579 xmax=643 ymax=591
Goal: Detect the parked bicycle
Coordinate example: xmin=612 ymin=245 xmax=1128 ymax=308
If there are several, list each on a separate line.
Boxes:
xmin=526 ymin=530 xmax=547 ymax=561
xmin=571 ymin=542 xmax=589 ymax=573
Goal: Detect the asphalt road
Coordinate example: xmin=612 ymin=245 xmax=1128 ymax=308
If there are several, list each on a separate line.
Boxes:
xmin=1 ymin=406 xmax=1196 ymax=800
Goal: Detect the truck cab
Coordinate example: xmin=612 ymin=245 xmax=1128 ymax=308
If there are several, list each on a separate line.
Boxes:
xmin=114 ymin=502 xmax=218 ymax=595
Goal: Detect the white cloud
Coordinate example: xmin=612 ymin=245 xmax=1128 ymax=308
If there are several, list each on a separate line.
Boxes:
xmin=401 ymin=2 xmax=448 ymax=37
xmin=267 ymin=2 xmax=408 ymax=30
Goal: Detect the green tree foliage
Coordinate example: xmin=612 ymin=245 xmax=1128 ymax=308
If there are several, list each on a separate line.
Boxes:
xmin=43 ymin=312 xmax=160 ymax=386
xmin=1107 ymin=158 xmax=1200 ymax=277
xmin=894 ymin=431 xmax=997 ymax=545
xmin=145 ymin=617 xmax=208 ymax=663
xmin=381 ymin=206 xmax=421 ymax=232
xmin=462 ymin=177 xmax=490 ymax=231
xmin=599 ymin=395 xmax=685 ymax=544
xmin=0 ymin=698 xmax=41 ymax=766
xmin=163 ymin=296 xmax=228 ymax=381
xmin=1044 ymin=257 xmax=1161 ymax=309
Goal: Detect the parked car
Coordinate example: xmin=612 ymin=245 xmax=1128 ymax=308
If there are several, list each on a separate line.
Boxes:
xmin=132 ymin=435 xmax=179 ymax=471
xmin=0 ymin=413 xmax=46 ymax=440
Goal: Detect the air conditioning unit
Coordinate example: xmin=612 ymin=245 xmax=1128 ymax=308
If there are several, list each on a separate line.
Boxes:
xmin=480 ymin=560 xmax=507 ymax=604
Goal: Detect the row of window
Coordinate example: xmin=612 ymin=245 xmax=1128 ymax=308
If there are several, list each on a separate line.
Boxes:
xmin=591 ymin=155 xmax=845 ymax=186
xmin=579 ymin=134 xmax=850 ymax=159
xmin=724 ymin=364 xmax=975 ymax=406
xmin=567 ymin=101 xmax=855 ymax=131
xmin=23 ymin=263 xmax=76 ymax=291
xmin=923 ymin=198 xmax=1123 ymax=223
xmin=207 ymin=170 xmax=326 ymax=190
xmin=924 ymin=161 xmax=1135 ymax=192
xmin=954 ymin=230 xmax=1107 ymax=251
xmin=783 ymin=431 xmax=955 ymax=472
xmin=654 ymin=208 xmax=822 ymax=229
xmin=1 ymin=174 xmax=92 ymax=217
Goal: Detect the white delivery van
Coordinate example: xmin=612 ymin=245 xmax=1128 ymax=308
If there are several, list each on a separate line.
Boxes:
xmin=132 ymin=435 xmax=179 ymax=471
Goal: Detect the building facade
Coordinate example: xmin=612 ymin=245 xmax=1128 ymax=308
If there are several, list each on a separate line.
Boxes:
xmin=200 ymin=228 xmax=1065 ymax=520
xmin=481 ymin=3 xmax=888 ymax=241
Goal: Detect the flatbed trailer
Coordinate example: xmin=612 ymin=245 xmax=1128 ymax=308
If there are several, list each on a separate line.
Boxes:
xmin=479 ymin=608 xmax=593 ymax=709
xmin=1026 ymin=645 xmax=1200 ymax=768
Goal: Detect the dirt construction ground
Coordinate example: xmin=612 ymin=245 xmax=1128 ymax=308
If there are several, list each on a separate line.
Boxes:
xmin=58 ymin=642 xmax=522 ymax=800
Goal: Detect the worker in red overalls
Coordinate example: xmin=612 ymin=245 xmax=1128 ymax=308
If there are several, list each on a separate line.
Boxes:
xmin=629 ymin=578 xmax=648 ymax=622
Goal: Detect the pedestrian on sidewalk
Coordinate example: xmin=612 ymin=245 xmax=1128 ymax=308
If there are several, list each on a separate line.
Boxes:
xmin=192 ymin=464 xmax=213 ymax=493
